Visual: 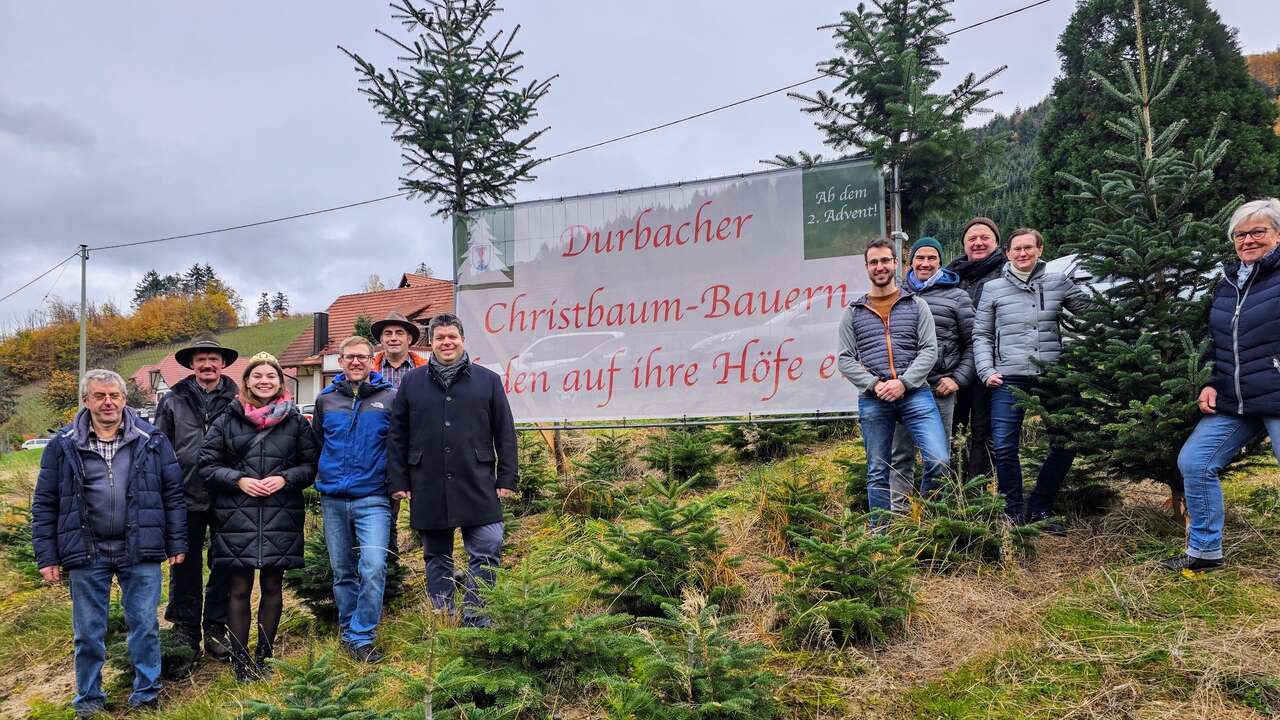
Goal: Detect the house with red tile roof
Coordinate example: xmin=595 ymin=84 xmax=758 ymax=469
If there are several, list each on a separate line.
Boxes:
xmin=278 ymin=272 xmax=454 ymax=405
xmin=131 ymin=355 xmax=298 ymax=404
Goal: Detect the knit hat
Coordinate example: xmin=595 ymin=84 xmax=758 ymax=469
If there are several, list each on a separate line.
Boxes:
xmin=961 ymin=217 xmax=1001 ymax=245
xmin=910 ymin=236 xmax=945 ymax=262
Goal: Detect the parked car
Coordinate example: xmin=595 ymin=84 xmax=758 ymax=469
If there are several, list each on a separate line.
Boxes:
xmin=21 ymin=438 xmax=50 ymax=450
xmin=300 ymin=403 xmax=315 ymax=424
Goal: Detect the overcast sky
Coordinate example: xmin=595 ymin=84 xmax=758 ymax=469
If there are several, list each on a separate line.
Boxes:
xmin=0 ymin=1 xmax=1273 ymax=330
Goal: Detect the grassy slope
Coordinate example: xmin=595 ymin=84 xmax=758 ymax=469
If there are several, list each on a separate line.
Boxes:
xmin=0 ymin=385 xmax=58 ymax=441
xmin=1 ymin=440 xmax=1278 ymax=719
xmin=113 ymin=316 xmax=310 ymax=379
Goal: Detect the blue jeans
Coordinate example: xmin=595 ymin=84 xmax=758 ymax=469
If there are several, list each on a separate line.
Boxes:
xmin=421 ymin=522 xmax=503 ymax=624
xmin=1178 ymin=413 xmax=1280 ymax=560
xmin=990 ymin=378 xmax=1077 ymax=519
xmin=68 ymin=557 xmax=163 ymax=712
xmin=859 ymin=387 xmax=950 ymax=516
xmin=321 ymin=495 xmax=391 ymax=647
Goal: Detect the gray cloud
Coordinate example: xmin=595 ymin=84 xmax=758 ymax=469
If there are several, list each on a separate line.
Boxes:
xmin=0 ymin=98 xmax=94 ymax=148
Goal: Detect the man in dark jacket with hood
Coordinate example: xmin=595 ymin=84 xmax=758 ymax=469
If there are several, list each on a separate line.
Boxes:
xmin=388 ymin=313 xmax=518 ymax=627
xmin=946 ymin=217 xmax=1006 ymax=479
xmin=153 ymin=335 xmax=239 ymax=661
xmin=889 ymin=237 xmax=975 ymax=510
xmin=313 ymin=336 xmax=396 ymax=663
xmin=32 ymin=369 xmax=186 ymax=716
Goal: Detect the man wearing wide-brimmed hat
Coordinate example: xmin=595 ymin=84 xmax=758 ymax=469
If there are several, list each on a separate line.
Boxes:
xmin=154 ymin=334 xmax=240 ymax=669
xmin=370 ymin=311 xmax=429 ymax=574
xmin=370 ymin=311 xmax=428 ymax=389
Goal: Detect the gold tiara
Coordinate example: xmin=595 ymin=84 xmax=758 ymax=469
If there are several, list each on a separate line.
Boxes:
xmin=249 ymin=351 xmax=278 ymax=364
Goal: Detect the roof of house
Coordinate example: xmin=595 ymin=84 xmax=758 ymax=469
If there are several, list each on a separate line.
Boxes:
xmin=131 ymin=355 xmax=297 ymax=402
xmin=278 ymin=277 xmax=454 ymax=368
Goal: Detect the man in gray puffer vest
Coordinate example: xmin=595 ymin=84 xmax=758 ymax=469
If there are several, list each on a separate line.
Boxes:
xmin=839 ymin=237 xmax=949 ymax=518
xmin=888 ymin=237 xmax=975 ymax=510
xmin=974 ymin=228 xmax=1090 ymax=524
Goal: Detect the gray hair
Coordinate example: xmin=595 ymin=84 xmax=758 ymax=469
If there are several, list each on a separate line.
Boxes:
xmin=1228 ymin=198 xmax=1280 ymax=239
xmin=80 ymin=369 xmax=127 ymax=399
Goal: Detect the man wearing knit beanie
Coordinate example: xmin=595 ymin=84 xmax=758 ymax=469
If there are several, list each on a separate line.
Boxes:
xmin=946 ymin=217 xmax=1007 ymax=480
xmin=909 ymin=236 xmax=945 ymax=264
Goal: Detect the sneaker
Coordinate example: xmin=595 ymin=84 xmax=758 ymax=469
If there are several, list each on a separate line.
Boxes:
xmin=345 ymin=643 xmax=385 ymax=664
xmin=1159 ymin=554 xmax=1224 ymax=572
xmin=204 ymin=631 xmax=232 ymax=661
xmin=74 ymin=705 xmax=107 ymax=719
xmin=129 ymin=698 xmax=160 ymax=714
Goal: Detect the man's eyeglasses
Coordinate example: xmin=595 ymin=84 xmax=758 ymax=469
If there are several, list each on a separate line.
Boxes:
xmin=866 ymin=257 xmax=896 ymax=267
xmin=89 ymin=392 xmax=123 ymax=403
xmin=342 ymin=354 xmax=371 ymax=363
xmin=1233 ymin=227 xmax=1273 ymax=242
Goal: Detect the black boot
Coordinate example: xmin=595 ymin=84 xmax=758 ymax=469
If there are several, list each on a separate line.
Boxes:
xmin=231 ymin=647 xmax=259 ymax=683
xmin=254 ymin=642 xmax=274 ymax=679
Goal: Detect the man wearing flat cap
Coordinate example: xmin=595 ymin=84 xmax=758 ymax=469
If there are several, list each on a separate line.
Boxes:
xmin=154 ymin=334 xmax=240 ymax=667
xmin=370 ymin=311 xmax=430 ymax=568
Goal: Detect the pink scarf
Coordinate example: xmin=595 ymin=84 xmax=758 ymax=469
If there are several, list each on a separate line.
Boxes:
xmin=242 ymin=392 xmax=294 ymax=431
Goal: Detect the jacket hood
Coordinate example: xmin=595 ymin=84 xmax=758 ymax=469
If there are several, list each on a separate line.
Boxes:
xmin=947 ymin=249 xmax=1007 ymax=280
xmin=321 ymin=371 xmax=395 ymax=397
xmin=907 ymin=267 xmax=961 ymax=292
xmin=1222 ymin=246 xmax=1280 ymax=288
xmin=72 ymin=405 xmax=148 ymax=449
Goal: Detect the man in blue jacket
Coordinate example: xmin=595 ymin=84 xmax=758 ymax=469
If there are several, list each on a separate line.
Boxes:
xmin=313 ymin=336 xmax=396 ymax=662
xmin=31 ymin=369 xmax=187 ymax=717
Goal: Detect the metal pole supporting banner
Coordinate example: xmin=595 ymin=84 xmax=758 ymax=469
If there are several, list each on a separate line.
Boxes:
xmin=890 ymin=162 xmax=908 ymax=280
xmin=78 ymin=245 xmax=88 ymax=404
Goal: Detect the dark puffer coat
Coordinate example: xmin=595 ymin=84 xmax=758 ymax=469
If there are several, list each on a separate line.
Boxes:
xmin=947 ymin=249 xmax=1007 ymax=305
xmin=905 ymin=268 xmax=977 ymax=388
xmin=387 ymin=359 xmax=517 ymax=531
xmin=1207 ymin=248 xmax=1280 ymax=416
xmin=198 ymin=402 xmax=318 ymax=569
xmin=153 ymin=375 xmax=239 ymax=511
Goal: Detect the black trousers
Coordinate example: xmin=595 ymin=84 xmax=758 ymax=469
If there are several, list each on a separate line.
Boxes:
xmin=954 ymin=382 xmax=995 ymax=480
xmin=164 ymin=508 xmax=229 ymax=642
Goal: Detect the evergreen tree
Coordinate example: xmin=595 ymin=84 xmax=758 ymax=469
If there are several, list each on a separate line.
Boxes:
xmin=605 ymin=594 xmax=779 ymax=720
xmin=271 ymin=291 xmax=290 ymax=318
xmin=256 ymin=293 xmax=273 ymax=324
xmin=240 ymin=650 xmax=380 ymax=719
xmin=557 ymin=432 xmax=630 ymax=519
xmin=1026 ymin=14 xmax=1236 ymax=501
xmin=758 ymin=460 xmax=835 ymax=555
xmin=514 ymin=431 xmax=556 ymax=514
xmin=890 ymin=475 xmax=1043 ymax=570
xmin=583 ymin=476 xmax=735 ymax=617
xmin=718 ymin=418 xmax=819 ymax=462
xmin=340 ymin=0 xmax=554 ymax=217
xmin=1028 ymin=0 xmax=1280 ymax=245
xmin=772 ymin=510 xmax=916 ymax=648
xmin=776 ymin=0 xmax=1005 ymax=237
xmin=132 ymin=270 xmax=167 ymax=308
xmin=352 ymin=314 xmax=376 ymax=343
xmin=283 ymin=525 xmax=339 ymax=622
xmin=639 ymin=426 xmax=724 ymax=489
xmin=415 ymin=261 xmax=434 ymax=276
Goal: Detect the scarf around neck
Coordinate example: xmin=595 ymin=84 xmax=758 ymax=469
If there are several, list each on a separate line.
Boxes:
xmin=430 ymin=351 xmax=470 ymax=388
xmin=242 ymin=393 xmax=294 ymax=431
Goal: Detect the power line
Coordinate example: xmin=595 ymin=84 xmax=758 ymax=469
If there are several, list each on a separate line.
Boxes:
xmin=40 ymin=256 xmax=74 ymax=306
xmin=0 ymin=252 xmax=80 ymax=306
xmin=0 ymin=0 xmax=1056 ymax=311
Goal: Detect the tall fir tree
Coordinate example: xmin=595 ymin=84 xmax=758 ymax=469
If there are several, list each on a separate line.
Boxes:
xmin=271 ymin=291 xmax=290 ymax=318
xmin=1028 ymin=0 xmax=1280 ymax=246
xmin=132 ymin=270 xmax=166 ymax=308
xmin=340 ymin=0 xmax=554 ymax=217
xmin=1025 ymin=6 xmax=1236 ymax=504
xmin=775 ymin=0 xmax=1005 ymax=237
xmin=256 ymin=293 xmax=273 ymax=324
xmin=352 ymin=314 xmax=376 ymax=343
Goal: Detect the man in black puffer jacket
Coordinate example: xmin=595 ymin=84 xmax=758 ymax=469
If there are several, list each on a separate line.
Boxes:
xmin=946 ymin=217 xmax=1006 ymax=479
xmin=889 ymin=237 xmax=975 ymax=509
xmin=154 ymin=334 xmax=240 ymax=661
xmin=32 ymin=369 xmax=186 ymax=716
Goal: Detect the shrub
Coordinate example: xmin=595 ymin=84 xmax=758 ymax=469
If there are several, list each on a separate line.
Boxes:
xmin=557 ymin=433 xmax=631 ymax=519
xmin=583 ymin=476 xmax=737 ymax=617
xmin=640 ymin=426 xmax=724 ymax=488
xmin=239 ymin=650 xmax=379 ymax=719
xmin=718 ymin=418 xmax=819 ymax=462
xmin=773 ymin=510 xmax=916 ymax=648
xmin=834 ymin=454 xmax=869 ymax=512
xmin=515 ymin=431 xmax=558 ymax=515
xmin=756 ymin=460 xmax=837 ymax=556
xmin=0 ymin=502 xmax=40 ymax=584
xmin=604 ymin=593 xmax=778 ymax=720
xmin=283 ymin=515 xmax=337 ymax=622
xmin=891 ymin=474 xmax=1043 ymax=571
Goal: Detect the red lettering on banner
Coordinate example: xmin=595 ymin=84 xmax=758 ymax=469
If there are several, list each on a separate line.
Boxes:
xmin=559 ymin=202 xmax=752 ymax=258
xmin=561 ymin=349 xmax=624 ymax=409
xmin=501 ymin=355 xmax=549 ymax=395
xmin=818 ymin=354 xmax=838 ymax=379
xmin=712 ymin=337 xmax=802 ymax=401
xmin=631 ymin=346 xmax=699 ymax=389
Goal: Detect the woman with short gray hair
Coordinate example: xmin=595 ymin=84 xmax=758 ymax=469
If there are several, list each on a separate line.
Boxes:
xmin=1165 ymin=198 xmax=1280 ymax=572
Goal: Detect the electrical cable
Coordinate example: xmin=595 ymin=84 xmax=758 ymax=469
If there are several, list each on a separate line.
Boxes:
xmin=0 ymin=251 xmax=80 ymax=306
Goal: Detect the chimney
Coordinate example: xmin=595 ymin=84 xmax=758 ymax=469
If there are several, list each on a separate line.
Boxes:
xmin=312 ymin=312 xmax=329 ymax=356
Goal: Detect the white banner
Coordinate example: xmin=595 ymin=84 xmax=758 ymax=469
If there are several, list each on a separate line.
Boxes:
xmin=455 ymin=159 xmax=884 ymax=422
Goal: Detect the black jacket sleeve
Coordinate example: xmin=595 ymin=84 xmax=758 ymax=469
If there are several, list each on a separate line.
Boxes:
xmin=156 ymin=436 xmax=188 ymax=557
xmin=386 ymin=378 xmax=411 ymax=495
xmin=952 ymin=290 xmax=977 ymax=388
xmin=490 ymin=374 xmax=518 ymax=491
xmin=31 ymin=439 xmax=64 ymax=569
xmin=153 ymin=392 xmax=176 ymax=443
xmin=282 ymin=416 xmax=318 ymax=490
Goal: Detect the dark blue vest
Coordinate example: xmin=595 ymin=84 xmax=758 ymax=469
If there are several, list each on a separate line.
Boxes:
xmin=1207 ymin=249 xmax=1280 ymax=416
